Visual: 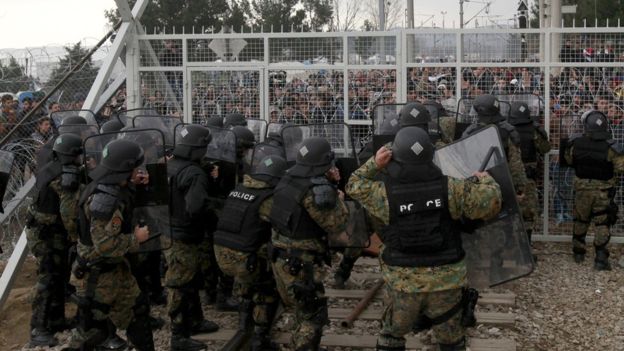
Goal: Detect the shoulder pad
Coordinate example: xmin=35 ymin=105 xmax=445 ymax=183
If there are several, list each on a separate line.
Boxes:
xmin=311 ymin=183 xmax=337 ymax=210
xmin=61 ymin=165 xmax=80 ymax=191
xmin=89 ymin=191 xmax=119 ymax=221
xmin=608 ymin=139 xmax=624 ymax=154
xmin=461 ymin=124 xmax=480 ymax=138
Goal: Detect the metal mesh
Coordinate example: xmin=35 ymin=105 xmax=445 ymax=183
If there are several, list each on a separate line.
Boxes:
xmin=406 ymin=33 xmax=457 ymax=63
xmin=189 ymin=70 xmax=261 ymax=124
xmin=188 ymin=38 xmax=264 ymax=62
xmin=558 ymin=32 xmax=624 ymax=63
xmin=462 ymin=32 xmax=540 ymax=62
xmin=139 ymin=71 xmax=184 ymax=117
xmin=406 ymin=67 xmax=458 ymax=111
xmin=268 ymin=69 xmax=344 ymax=125
xmin=139 ymin=39 xmax=183 ymax=67
xmin=347 ymin=36 xmax=397 ymax=65
xmin=269 ymin=37 xmax=343 ymax=64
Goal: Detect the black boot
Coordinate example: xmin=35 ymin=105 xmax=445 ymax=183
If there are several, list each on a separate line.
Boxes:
xmin=333 ymin=255 xmax=357 ymax=289
xmin=96 ymin=319 xmax=127 ymax=350
xmin=439 ymin=338 xmax=466 ymax=351
xmin=171 ymin=324 xmax=207 ymax=351
xmin=126 ymin=294 xmax=155 ymax=351
xmin=594 ymin=246 xmax=612 ymax=271
xmin=29 ymin=328 xmax=58 ymax=347
xmin=221 ymin=299 xmax=254 ymax=350
xmin=189 ymin=291 xmax=219 ymax=334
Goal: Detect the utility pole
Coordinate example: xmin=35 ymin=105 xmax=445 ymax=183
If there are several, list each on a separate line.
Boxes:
xmin=460 ymin=0 xmax=465 ymax=28
xmin=379 ymin=0 xmax=386 ymax=30
xmin=407 ymin=0 xmax=415 ymax=28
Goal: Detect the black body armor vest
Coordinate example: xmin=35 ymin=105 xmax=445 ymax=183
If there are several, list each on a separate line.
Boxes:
xmin=514 ymin=123 xmax=537 ymax=163
xmin=270 ymin=175 xmax=326 ymax=241
xmin=34 ymin=160 xmax=63 ymax=217
xmin=78 ymin=183 xmax=132 ymax=247
xmin=572 ymin=136 xmax=614 ymax=180
xmin=213 ymin=185 xmax=273 ymax=252
xmin=168 ymin=158 xmax=206 ymax=243
xmin=380 ymin=175 xmax=464 ymax=267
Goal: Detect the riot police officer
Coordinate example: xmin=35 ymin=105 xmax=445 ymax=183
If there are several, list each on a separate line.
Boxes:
xmin=563 ymin=110 xmax=624 ymax=270
xmin=346 ymin=127 xmax=502 ymax=351
xmin=65 ymin=139 xmax=154 ymax=351
xmin=225 ymin=113 xmax=248 ymax=128
xmin=99 ymin=119 xmax=125 ymax=134
xmin=508 ymin=101 xmax=551 ymax=244
xmin=214 ymin=154 xmax=288 ymax=350
xmin=463 ymin=94 xmax=529 ymax=201
xmin=27 ymin=133 xmax=84 ymax=347
xmin=166 ymin=125 xmax=219 ymax=351
xmin=269 ymin=137 xmax=349 ymax=350
xmin=398 ymin=102 xmax=431 ymax=130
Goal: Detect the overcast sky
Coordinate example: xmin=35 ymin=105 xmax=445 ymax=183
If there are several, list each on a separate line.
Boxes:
xmin=0 ymin=0 xmax=523 ymax=49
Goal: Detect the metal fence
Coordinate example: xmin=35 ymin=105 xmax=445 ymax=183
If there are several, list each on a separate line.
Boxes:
xmin=123 ymin=26 xmax=624 ymax=242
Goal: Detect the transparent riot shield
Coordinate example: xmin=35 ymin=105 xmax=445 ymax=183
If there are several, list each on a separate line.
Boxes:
xmin=115 ymin=108 xmax=160 ymax=126
xmin=373 ymin=103 xmax=405 ymax=133
xmin=50 ymin=110 xmax=97 ymax=128
xmin=245 ymin=118 xmax=268 ymax=142
xmin=205 ymin=127 xmax=237 ymax=164
xmin=496 ymin=93 xmax=543 ymax=120
xmin=434 ymin=125 xmax=534 ymax=288
xmin=423 ymin=102 xmax=443 ymax=143
xmin=455 ymin=98 xmax=477 ymax=140
xmin=132 ymin=115 xmax=183 ymax=150
xmin=250 ymin=141 xmax=285 ymax=171
xmin=281 ymin=123 xmax=369 ymax=248
xmin=83 ymin=129 xmax=170 ymax=251
xmin=0 ymin=150 xmax=15 ymax=213
xmin=266 ymin=123 xmax=283 ymax=138
xmin=57 ymin=125 xmax=100 ymax=140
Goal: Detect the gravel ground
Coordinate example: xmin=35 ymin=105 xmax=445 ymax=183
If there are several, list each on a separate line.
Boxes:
xmin=6 ymin=242 xmax=624 ymax=351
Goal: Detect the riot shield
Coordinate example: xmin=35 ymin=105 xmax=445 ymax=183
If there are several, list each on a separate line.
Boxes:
xmin=454 ymin=98 xmax=478 ymax=140
xmin=250 ymin=141 xmax=285 ymax=171
xmin=373 ymin=103 xmax=404 ymax=133
xmin=0 ymin=150 xmax=15 ymax=213
xmin=496 ymin=93 xmax=543 ymax=120
xmin=433 ymin=125 xmax=534 ymax=288
xmin=266 ymin=123 xmax=283 ymax=138
xmin=57 ymin=124 xmax=100 ymax=140
xmin=132 ymin=115 xmax=182 ymax=150
xmin=115 ymin=108 xmax=160 ymax=126
xmin=50 ymin=110 xmax=97 ymax=128
xmin=83 ymin=129 xmax=170 ymax=251
xmin=281 ymin=123 xmax=369 ymax=248
xmin=245 ymin=118 xmax=268 ymax=142
xmin=205 ymin=127 xmax=237 ymax=164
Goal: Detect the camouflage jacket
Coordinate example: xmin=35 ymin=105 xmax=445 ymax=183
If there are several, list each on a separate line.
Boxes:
xmin=49 ymin=178 xmax=81 ymax=242
xmin=564 ymin=146 xmax=624 ymax=190
xmin=77 ymin=191 xmax=139 ymax=262
xmin=346 ymin=157 xmax=502 ymax=292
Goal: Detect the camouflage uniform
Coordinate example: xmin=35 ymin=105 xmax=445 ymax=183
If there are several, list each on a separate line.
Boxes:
xmin=214 ymin=175 xmax=276 ymax=326
xmin=438 ymin=116 xmax=457 ymax=145
xmin=518 ymin=130 xmax=551 ymax=234
xmin=270 ymin=185 xmax=349 ymax=349
xmin=26 ymin=175 xmax=80 ymax=340
xmin=564 ymin=147 xmax=624 ymax=255
xmin=346 ymin=157 xmax=502 ymax=350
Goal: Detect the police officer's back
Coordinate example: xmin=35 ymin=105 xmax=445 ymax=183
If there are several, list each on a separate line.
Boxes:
xmin=346 ymin=127 xmax=502 ymax=351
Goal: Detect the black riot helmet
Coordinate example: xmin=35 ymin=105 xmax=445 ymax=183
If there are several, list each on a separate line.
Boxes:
xmin=508 ymin=102 xmax=532 ymax=125
xmin=90 ymin=139 xmax=145 ymax=184
xmin=232 ymin=126 xmax=255 ymax=150
xmin=288 ymin=137 xmax=335 ymax=177
xmin=173 ymin=124 xmax=212 ymax=161
xmin=224 ymin=113 xmax=247 ymax=128
xmin=61 ymin=116 xmax=87 ymax=126
xmin=398 ymin=102 xmax=431 ymax=130
xmin=204 ymin=116 xmax=224 ymax=128
xmin=473 ymin=94 xmax=504 ymax=124
xmin=52 ymin=133 xmax=83 ymax=165
xmin=99 ymin=119 xmax=125 ymax=133
xmin=387 ymin=127 xmax=440 ymax=180
xmin=583 ymin=110 xmax=611 ymax=140
xmin=423 ymin=100 xmax=447 ymax=119
xmin=379 ymin=117 xmax=400 ymax=135
xmin=250 ymin=155 xmax=287 ymax=185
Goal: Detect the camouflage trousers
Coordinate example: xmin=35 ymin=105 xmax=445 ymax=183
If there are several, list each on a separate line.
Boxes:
xmin=214 ymin=244 xmax=278 ymax=325
xmin=572 ymin=187 xmax=616 ymax=253
xmin=164 ymin=240 xmax=204 ymax=333
xmin=272 ymin=256 xmax=328 ymax=350
xmin=378 ymin=286 xmax=464 ymax=348
xmin=518 ymin=179 xmax=540 ymax=234
xmin=26 ymin=224 xmax=69 ymax=331
xmin=198 ymin=235 xmax=234 ymax=298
